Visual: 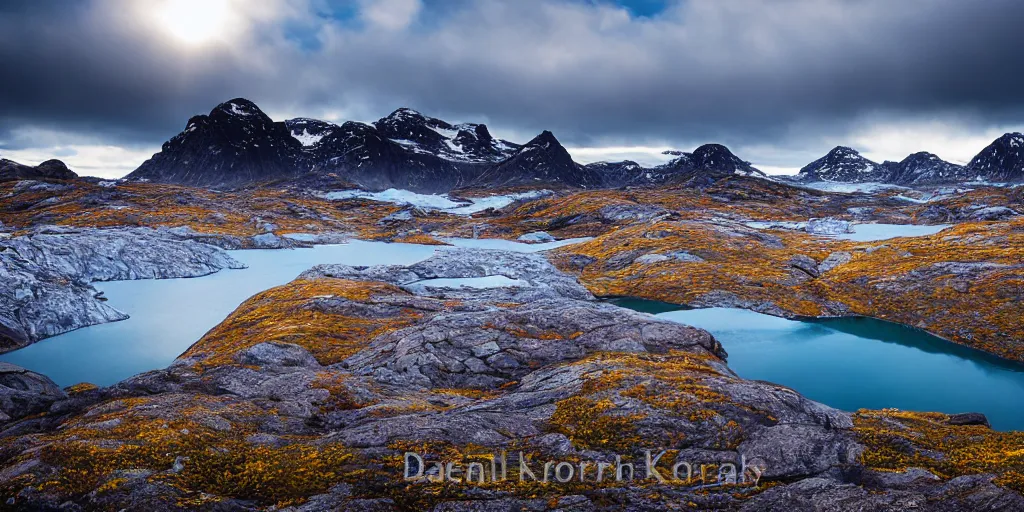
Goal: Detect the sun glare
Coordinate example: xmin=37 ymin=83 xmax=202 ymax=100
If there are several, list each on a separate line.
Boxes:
xmin=153 ymin=0 xmax=232 ymax=45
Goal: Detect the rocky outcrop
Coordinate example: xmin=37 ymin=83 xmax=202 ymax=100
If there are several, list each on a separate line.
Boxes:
xmin=3 ymin=225 xmax=244 ymax=281
xmin=0 ymin=362 xmax=66 ymax=423
xmin=0 ymin=158 xmax=78 ymax=182
xmin=0 ymin=226 xmax=244 ymax=352
xmin=0 ymin=246 xmax=127 ymax=351
xmin=806 ymin=217 xmax=854 ymax=235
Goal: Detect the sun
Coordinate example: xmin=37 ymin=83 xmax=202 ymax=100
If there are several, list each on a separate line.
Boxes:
xmin=152 ymin=0 xmax=232 ymax=45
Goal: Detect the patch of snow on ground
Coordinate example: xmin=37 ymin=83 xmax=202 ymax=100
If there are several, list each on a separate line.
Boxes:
xmin=404 ymin=275 xmax=530 ymax=293
xmin=322 ymin=188 xmax=551 ymax=215
xmin=447 ymin=191 xmax=550 ymax=214
xmin=893 ymin=195 xmax=930 ymax=204
xmin=322 ymin=188 xmax=462 ymax=209
xmin=798 ymin=181 xmax=910 ymax=194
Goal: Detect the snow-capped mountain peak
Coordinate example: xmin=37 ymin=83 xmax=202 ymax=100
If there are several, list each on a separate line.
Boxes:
xmin=373 ymin=108 xmax=519 ymax=164
xmin=966 ymin=132 xmax=1024 ymax=182
xmin=797 ymin=146 xmax=885 ymax=182
xmin=213 ymin=98 xmax=266 ymax=119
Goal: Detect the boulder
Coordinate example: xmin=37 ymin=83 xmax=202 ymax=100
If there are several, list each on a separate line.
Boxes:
xmin=0 ymin=362 xmax=66 ymax=423
xmin=517 ymin=231 xmax=556 ymax=243
xmin=806 ymin=217 xmax=854 ymax=235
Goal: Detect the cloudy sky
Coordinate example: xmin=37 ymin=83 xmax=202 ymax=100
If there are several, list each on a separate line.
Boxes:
xmin=2 ymin=0 xmax=1024 ymax=178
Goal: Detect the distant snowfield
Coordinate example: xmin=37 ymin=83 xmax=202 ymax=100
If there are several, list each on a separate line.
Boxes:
xmin=321 ymin=188 xmax=551 ymax=215
xmin=796 ymin=181 xmax=910 ymax=194
xmin=800 ymin=180 xmax=1021 ymax=196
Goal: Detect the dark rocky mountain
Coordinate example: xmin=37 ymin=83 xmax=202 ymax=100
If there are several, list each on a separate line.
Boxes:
xmin=797 ymin=146 xmax=886 ymax=183
xmin=0 ymin=158 xmax=77 ymax=182
xmin=467 ymin=131 xmax=603 ymax=189
xmin=649 ymin=144 xmax=767 ymax=186
xmin=585 ymin=145 xmax=768 ymax=189
xmin=795 ymin=134 xmax=1024 ymax=186
xmin=965 ymin=132 xmax=1024 ymax=182
xmin=127 ymin=99 xmax=308 ymax=188
xmin=881 ymin=152 xmax=967 ymax=186
xmin=306 ymin=120 xmax=471 ymax=193
xmin=685 ymin=143 xmax=766 ymax=177
xmin=128 ymin=100 xmax=529 ymax=193
xmin=583 ymin=160 xmax=647 ymax=187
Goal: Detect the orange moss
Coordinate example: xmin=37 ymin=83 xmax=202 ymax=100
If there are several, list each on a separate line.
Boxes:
xmin=854 ymin=409 xmax=1024 ymax=494
xmin=183 ymin=277 xmax=421 ymax=367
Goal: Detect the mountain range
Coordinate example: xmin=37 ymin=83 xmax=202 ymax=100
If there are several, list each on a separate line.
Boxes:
xmin=28 ymin=97 xmax=1023 ymax=191
xmin=125 ymin=99 xmax=778 ymax=192
xmin=795 ymin=133 xmax=1024 ymax=186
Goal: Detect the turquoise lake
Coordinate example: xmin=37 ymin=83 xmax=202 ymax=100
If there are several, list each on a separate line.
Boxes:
xmin=612 ymin=298 xmax=1024 ymax=431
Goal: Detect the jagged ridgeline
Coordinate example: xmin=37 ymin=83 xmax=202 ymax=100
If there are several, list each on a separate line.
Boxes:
xmin=123 ymin=98 xmax=775 ymax=192
xmin=796 ymin=134 xmax=1024 ymax=185
xmin=125 ymin=98 xmax=1024 ymax=192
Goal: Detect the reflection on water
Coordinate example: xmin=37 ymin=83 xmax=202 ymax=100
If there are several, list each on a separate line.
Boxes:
xmin=612 ymin=298 xmax=1024 ymax=431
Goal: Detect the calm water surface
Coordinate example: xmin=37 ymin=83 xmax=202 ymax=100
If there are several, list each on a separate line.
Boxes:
xmin=613 ymin=298 xmax=1024 ymax=431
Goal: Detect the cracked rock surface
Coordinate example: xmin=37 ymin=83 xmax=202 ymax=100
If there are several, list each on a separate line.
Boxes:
xmin=0 ymin=226 xmax=243 ymax=351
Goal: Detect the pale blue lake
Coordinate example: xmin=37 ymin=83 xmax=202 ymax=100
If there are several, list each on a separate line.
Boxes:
xmin=0 ymin=241 xmax=440 ymax=388
xmin=0 ymin=238 xmax=580 ymax=388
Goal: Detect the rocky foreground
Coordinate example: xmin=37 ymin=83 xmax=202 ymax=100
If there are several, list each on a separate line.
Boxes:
xmin=2 ymin=249 xmax=1022 ymax=510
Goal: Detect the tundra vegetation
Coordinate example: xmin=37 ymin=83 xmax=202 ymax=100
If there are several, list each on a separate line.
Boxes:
xmin=1 ymin=175 xmax=1023 ymax=509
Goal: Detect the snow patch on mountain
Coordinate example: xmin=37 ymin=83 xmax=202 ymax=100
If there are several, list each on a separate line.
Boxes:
xmin=291 ymin=128 xmax=328 ymax=147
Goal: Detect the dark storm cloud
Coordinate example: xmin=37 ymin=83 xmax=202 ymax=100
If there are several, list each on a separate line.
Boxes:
xmin=2 ymin=0 xmax=1024 ymax=156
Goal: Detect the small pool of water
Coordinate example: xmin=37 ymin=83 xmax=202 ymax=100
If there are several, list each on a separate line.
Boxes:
xmin=746 ymin=221 xmax=950 ymax=242
xmin=835 ymin=223 xmax=951 ymax=242
xmin=612 ymin=298 xmax=1024 ymax=431
xmin=0 ymin=238 xmax=580 ymax=387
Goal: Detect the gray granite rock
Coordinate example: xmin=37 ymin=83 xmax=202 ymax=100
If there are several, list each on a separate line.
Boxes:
xmin=0 ymin=362 xmax=66 ymax=423
xmin=0 ymin=227 xmax=244 ymax=352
